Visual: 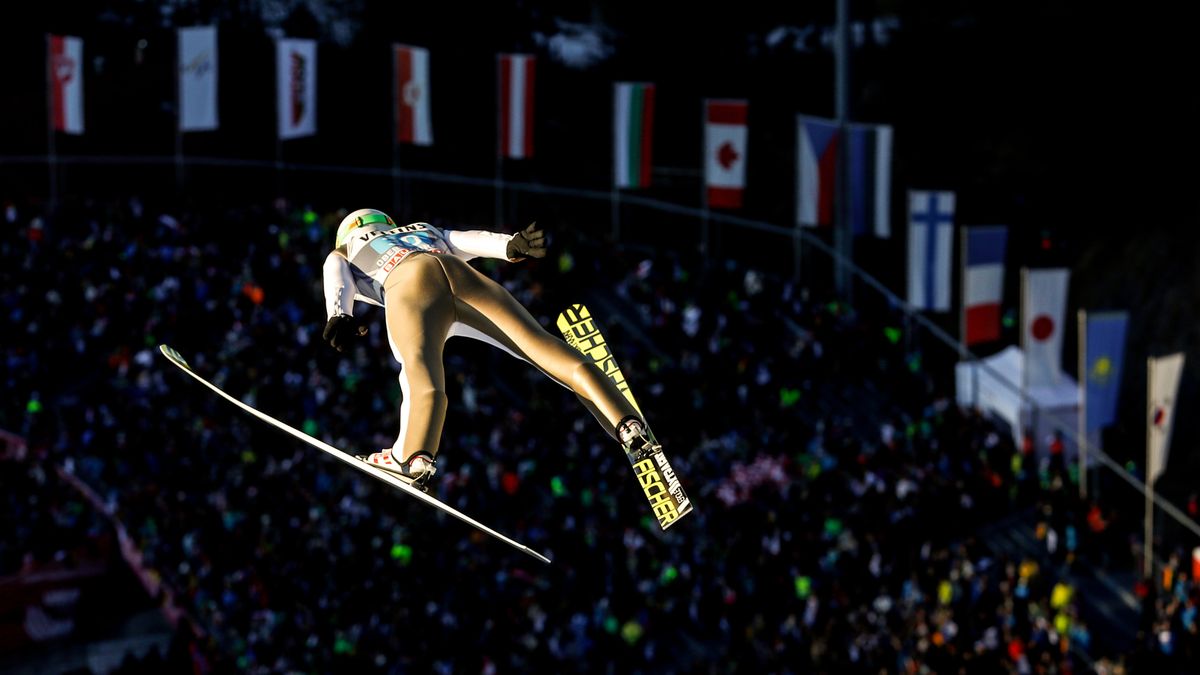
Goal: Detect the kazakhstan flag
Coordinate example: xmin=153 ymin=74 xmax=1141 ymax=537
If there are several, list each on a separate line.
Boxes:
xmin=1084 ymin=311 xmax=1129 ymax=439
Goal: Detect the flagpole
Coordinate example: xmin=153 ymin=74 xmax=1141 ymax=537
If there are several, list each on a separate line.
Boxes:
xmin=961 ymin=227 xmax=979 ymax=405
xmin=45 ymin=34 xmax=59 ymax=219
xmin=792 ymin=115 xmax=804 ymax=284
xmin=611 ymin=188 xmax=620 ymax=242
xmin=610 ymin=83 xmax=620 ymax=243
xmin=1078 ymin=309 xmax=1088 ymax=500
xmin=273 ymin=38 xmax=284 ymax=203
xmin=494 ymin=54 xmax=503 ymax=228
xmin=1020 ymin=267 xmax=1031 ymax=443
xmin=833 ymin=0 xmax=851 ymax=298
xmin=959 ymin=226 xmax=968 ymax=356
xmin=174 ymin=30 xmax=184 ymax=194
xmin=391 ymin=44 xmax=403 ymax=219
xmin=700 ymin=99 xmax=710 ymax=260
xmin=1145 ymin=356 xmax=1155 ymax=579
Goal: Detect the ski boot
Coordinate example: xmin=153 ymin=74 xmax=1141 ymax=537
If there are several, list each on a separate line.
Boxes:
xmin=358 ymin=449 xmax=438 ymax=492
xmin=616 ymin=416 xmax=661 ymax=461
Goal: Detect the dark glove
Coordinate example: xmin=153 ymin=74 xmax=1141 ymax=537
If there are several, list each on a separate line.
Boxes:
xmin=323 ymin=314 xmax=367 ymax=352
xmin=505 ymin=222 xmax=547 ymax=260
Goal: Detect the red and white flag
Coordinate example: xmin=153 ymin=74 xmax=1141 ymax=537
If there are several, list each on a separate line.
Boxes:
xmin=394 ymin=44 xmax=432 ymax=146
xmin=704 ymin=99 xmax=748 ymax=209
xmin=48 ymin=35 xmax=84 ymax=135
xmin=178 ymin=26 xmax=218 ymax=132
xmin=1147 ymin=352 xmax=1185 ymax=482
xmin=498 ymin=54 xmax=535 ymax=159
xmin=277 ymin=38 xmax=317 ymax=140
xmin=1021 ymin=267 xmax=1070 ymax=387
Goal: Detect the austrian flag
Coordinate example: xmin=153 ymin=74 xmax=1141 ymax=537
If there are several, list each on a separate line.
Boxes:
xmin=704 ymin=99 xmax=748 ymax=209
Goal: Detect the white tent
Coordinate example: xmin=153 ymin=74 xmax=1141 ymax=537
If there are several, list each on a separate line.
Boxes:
xmin=956 ymin=345 xmax=1080 ymax=456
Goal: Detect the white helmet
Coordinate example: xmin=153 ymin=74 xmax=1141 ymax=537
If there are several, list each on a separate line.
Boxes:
xmin=335 ymin=208 xmax=395 ymax=248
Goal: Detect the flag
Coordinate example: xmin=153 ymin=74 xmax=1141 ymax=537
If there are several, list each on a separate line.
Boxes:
xmin=394 ymin=44 xmax=432 ymax=146
xmin=1021 ymin=268 xmax=1070 ymax=387
xmin=498 ymin=53 xmax=535 ymax=159
xmin=848 ymin=123 xmax=893 ymax=237
xmin=48 ymin=35 xmax=84 ymax=135
xmin=613 ymin=82 xmax=655 ymax=189
xmin=178 ymin=26 xmax=218 ymax=132
xmin=962 ymin=226 xmax=1007 ymax=345
xmin=276 ymin=38 xmax=317 ymax=139
xmin=1147 ymin=352 xmax=1185 ymax=482
xmin=1083 ymin=311 xmax=1129 ymax=445
xmin=906 ymin=190 xmax=955 ymax=311
xmin=704 ymin=99 xmax=748 ymax=209
xmin=795 ymin=115 xmax=839 ymax=227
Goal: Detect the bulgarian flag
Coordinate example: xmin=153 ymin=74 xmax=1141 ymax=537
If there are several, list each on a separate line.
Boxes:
xmin=613 ymin=82 xmax=655 ymax=189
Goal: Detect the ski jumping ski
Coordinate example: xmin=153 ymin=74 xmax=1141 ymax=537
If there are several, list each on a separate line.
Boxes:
xmin=556 ymin=304 xmax=694 ymax=530
xmin=157 ymin=344 xmax=551 ymax=565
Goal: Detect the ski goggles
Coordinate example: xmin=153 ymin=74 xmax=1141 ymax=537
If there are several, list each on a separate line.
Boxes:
xmin=336 ymin=211 xmax=395 ymax=248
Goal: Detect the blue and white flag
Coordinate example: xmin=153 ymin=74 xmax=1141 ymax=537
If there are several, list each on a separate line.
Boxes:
xmin=178 ymin=26 xmax=218 ymax=132
xmin=906 ymin=190 xmax=955 ymax=312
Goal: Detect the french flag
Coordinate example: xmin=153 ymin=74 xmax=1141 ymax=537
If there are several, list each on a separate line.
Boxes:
xmin=962 ymin=226 xmax=1007 ymax=346
xmin=796 ymin=115 xmax=839 ymax=227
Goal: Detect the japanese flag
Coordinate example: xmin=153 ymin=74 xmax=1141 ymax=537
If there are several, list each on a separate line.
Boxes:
xmin=1021 ymin=268 xmax=1070 ymax=387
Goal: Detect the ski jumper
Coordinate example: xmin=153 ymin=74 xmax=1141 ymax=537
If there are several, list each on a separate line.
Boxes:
xmin=322 ymin=219 xmax=639 ymax=463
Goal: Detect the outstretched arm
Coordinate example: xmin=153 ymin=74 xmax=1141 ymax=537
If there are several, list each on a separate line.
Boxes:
xmin=446 ymin=222 xmax=546 ymax=262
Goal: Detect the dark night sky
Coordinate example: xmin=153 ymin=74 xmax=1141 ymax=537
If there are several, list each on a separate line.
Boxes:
xmin=4 ymin=1 xmax=1200 ymax=481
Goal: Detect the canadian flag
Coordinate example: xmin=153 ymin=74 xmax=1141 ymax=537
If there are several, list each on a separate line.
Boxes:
xmin=1021 ymin=268 xmax=1070 ymax=388
xmin=704 ymin=99 xmax=748 ymax=209
xmin=498 ymin=54 xmax=535 ymax=159
xmin=394 ymin=44 xmax=432 ymax=146
xmin=48 ymin=35 xmax=84 ymax=135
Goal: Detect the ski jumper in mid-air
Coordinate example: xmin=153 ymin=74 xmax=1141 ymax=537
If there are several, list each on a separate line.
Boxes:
xmin=321 ymin=208 xmax=658 ymax=488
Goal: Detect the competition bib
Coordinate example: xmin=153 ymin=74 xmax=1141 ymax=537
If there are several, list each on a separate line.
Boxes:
xmin=344 ymin=223 xmax=448 ymax=285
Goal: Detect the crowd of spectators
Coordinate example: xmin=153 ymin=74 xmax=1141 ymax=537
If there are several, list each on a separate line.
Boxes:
xmin=1 ymin=192 xmax=1195 ymax=673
